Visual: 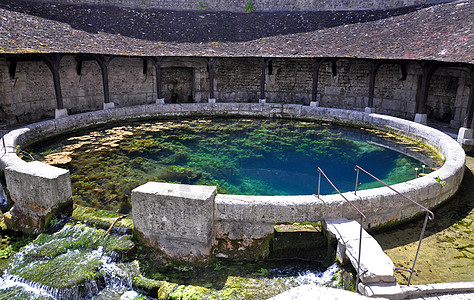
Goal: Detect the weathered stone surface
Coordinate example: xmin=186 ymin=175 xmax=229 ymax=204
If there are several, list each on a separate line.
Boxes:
xmin=4 ymin=161 xmax=72 ymax=233
xmin=131 ymin=182 xmax=216 ymax=264
xmin=323 ymin=218 xmax=396 ymax=285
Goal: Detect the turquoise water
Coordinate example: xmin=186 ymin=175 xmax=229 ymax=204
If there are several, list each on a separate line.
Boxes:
xmin=27 ymin=118 xmax=440 ymax=213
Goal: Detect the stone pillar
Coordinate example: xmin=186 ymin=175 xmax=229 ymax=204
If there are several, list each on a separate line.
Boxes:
xmin=132 ymin=182 xmax=217 ymax=265
xmin=55 ymin=108 xmax=68 ymax=119
xmin=4 ymin=161 xmax=72 ymax=234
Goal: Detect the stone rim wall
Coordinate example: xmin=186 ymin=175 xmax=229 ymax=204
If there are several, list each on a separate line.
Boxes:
xmin=0 ymin=103 xmax=465 ymax=237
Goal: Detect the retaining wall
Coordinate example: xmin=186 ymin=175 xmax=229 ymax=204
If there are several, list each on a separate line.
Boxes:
xmin=0 ymin=103 xmax=465 ymax=260
xmin=22 ymin=0 xmax=436 ymax=11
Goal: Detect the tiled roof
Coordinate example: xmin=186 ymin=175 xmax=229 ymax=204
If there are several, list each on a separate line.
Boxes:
xmin=0 ymin=0 xmax=472 ymax=64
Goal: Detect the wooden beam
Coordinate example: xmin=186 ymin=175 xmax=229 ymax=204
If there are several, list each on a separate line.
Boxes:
xmin=42 ymin=54 xmax=64 ymax=110
xmin=416 ymin=61 xmax=438 ymax=115
xmin=207 ymin=58 xmax=217 ymax=100
xmin=367 ymin=60 xmax=383 ymax=108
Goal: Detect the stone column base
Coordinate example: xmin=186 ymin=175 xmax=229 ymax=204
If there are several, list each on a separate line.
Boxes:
xmin=103 ymin=102 xmax=115 ymax=110
xmin=365 ymin=107 xmax=375 ymax=114
xmin=457 ymin=127 xmax=474 ymax=151
xmin=310 ymin=101 xmax=319 ymax=107
xmin=156 ymin=98 xmax=165 ymax=105
xmin=414 ymin=113 xmax=427 ymax=124
xmin=208 ymin=98 xmax=216 ymax=104
xmin=55 ymin=108 xmax=68 ymax=119
xmin=259 ymin=99 xmax=266 ymax=104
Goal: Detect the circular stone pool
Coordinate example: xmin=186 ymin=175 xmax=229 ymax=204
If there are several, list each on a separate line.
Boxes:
xmin=26 ymin=118 xmax=440 ymax=213
xmin=0 ymin=103 xmax=466 ymax=232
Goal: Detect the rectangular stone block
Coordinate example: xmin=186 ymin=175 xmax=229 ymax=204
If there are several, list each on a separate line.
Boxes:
xmin=131 ymin=182 xmax=216 ymax=263
xmin=5 ymin=161 xmax=72 ymax=218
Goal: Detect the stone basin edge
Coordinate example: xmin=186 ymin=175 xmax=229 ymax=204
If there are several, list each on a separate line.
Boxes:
xmin=0 ymin=103 xmax=466 ymax=234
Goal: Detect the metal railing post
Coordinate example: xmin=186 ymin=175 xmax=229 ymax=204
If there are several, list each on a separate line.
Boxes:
xmin=407 ymin=211 xmax=430 ymax=286
xmin=354 ymin=166 xmax=360 ymax=195
xmin=356 ymin=214 xmax=364 ymax=290
xmin=317 ymin=169 xmax=321 ymax=198
xmin=317 ymin=167 xmax=367 ymax=292
xmin=353 ymin=165 xmax=435 ymax=286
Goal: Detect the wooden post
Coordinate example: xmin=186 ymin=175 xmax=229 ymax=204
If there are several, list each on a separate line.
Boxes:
xmin=42 ymin=54 xmax=64 ymax=110
xmin=259 ymin=58 xmax=268 ymax=101
xmin=207 ymin=58 xmax=216 ymax=101
xmin=367 ymin=60 xmax=383 ymax=109
xmin=312 ymin=58 xmax=324 ymax=103
xmin=416 ymin=61 xmax=437 ymax=115
xmin=94 ymin=55 xmax=114 ymax=105
xmin=463 ymin=66 xmax=474 ymax=129
xmin=149 ymin=57 xmax=163 ymax=100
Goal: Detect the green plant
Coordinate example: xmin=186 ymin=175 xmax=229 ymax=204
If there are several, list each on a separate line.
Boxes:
xmin=49 ymin=217 xmax=59 ymax=227
xmin=244 ymin=1 xmax=254 ymax=13
xmin=435 ymin=176 xmax=447 ymax=188
xmin=0 ymin=235 xmax=34 ymax=259
xmin=252 ymin=268 xmax=268 ymax=276
xmin=199 ymin=1 xmax=208 ymax=9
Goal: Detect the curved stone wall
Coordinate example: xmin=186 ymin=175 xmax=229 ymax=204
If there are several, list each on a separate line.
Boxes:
xmin=0 ymin=103 xmax=465 ymax=240
xmin=25 ymin=0 xmax=436 ymax=11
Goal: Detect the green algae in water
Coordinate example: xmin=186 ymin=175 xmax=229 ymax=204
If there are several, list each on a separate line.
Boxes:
xmin=26 ymin=118 xmax=440 ymax=213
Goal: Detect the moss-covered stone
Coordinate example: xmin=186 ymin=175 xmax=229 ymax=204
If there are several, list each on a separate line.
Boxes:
xmin=169 ymin=285 xmax=211 ymax=300
xmin=28 ymin=223 xmax=134 ymax=259
xmin=0 ymin=286 xmax=54 ymax=300
xmin=133 ymin=275 xmax=164 ymax=296
xmin=72 ymin=205 xmax=133 ymax=233
xmin=10 ymin=249 xmax=104 ymax=289
xmin=157 ymin=281 xmax=178 ymax=299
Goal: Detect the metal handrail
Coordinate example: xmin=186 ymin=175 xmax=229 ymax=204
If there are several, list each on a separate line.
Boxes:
xmin=317 ymin=167 xmax=366 ymax=291
xmin=354 ymin=165 xmax=434 ymax=220
xmin=353 ymin=165 xmax=435 ymax=286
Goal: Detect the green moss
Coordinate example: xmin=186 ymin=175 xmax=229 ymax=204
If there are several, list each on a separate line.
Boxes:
xmin=133 ymin=275 xmax=164 ymax=295
xmin=0 ymin=286 xmax=54 ymax=299
xmin=169 ymin=285 xmax=210 ymax=300
xmin=72 ymin=205 xmax=133 ymax=233
xmin=157 ymin=281 xmax=179 ymax=300
xmin=11 ymin=249 xmax=104 ymax=289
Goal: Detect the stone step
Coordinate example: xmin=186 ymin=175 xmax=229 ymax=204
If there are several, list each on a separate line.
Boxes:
xmin=323 ymin=218 xmax=396 ymax=285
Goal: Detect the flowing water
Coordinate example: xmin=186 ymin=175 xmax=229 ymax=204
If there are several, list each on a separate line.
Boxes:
xmin=26 ymin=118 xmax=440 ymax=214
xmin=0 ymin=223 xmax=343 ymax=299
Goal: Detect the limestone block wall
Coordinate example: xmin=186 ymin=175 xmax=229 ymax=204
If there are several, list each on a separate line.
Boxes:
xmin=0 ymin=56 xmax=470 ymax=129
xmin=24 ymin=0 xmax=436 ymax=11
